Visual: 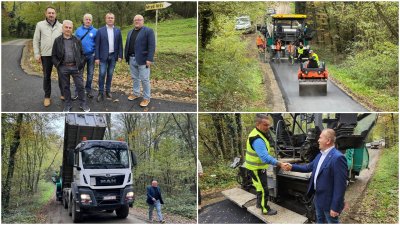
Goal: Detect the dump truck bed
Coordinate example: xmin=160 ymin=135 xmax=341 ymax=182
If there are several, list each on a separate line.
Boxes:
xmin=62 ymin=114 xmax=107 ymax=189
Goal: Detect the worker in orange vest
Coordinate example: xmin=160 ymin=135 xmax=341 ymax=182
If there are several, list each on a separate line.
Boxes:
xmin=256 ymin=34 xmax=265 ymax=51
xmin=286 ymin=42 xmax=295 ymax=64
xmin=275 ymin=39 xmax=282 ymax=63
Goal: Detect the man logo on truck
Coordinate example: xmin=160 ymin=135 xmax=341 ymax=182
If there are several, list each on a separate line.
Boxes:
xmin=100 ymin=178 xmax=117 ymax=184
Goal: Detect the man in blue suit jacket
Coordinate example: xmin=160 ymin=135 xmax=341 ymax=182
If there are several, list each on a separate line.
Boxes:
xmin=95 ymin=13 xmax=123 ymax=102
xmin=287 ymin=129 xmax=348 ymax=223
xmin=146 ymin=180 xmax=165 ymax=223
xmin=125 ymin=15 xmax=155 ymax=107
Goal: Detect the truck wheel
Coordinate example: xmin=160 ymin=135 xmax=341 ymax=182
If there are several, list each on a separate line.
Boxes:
xmin=63 ymin=197 xmax=68 ymax=209
xmin=72 ymin=201 xmax=83 ymax=223
xmin=115 ymin=205 xmax=129 ymax=219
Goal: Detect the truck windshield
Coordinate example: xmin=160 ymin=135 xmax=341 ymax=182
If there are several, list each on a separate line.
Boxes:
xmin=81 ymin=147 xmax=129 ymax=169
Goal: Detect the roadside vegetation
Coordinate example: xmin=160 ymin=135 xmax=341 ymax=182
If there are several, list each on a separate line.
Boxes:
xmin=350 ymin=145 xmax=398 ymax=223
xmin=313 ymin=2 xmax=398 ymax=111
xmin=2 ymin=181 xmax=54 ymax=223
xmin=199 ymin=2 xmax=273 ymax=111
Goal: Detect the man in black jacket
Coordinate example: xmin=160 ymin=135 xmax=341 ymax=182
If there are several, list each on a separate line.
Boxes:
xmin=146 ymin=180 xmax=165 ymax=223
xmin=52 ymin=20 xmax=90 ymax=112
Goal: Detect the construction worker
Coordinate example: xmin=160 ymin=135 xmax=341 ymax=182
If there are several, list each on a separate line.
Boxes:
xmin=256 ymin=34 xmax=266 ymax=50
xmin=245 ymin=113 xmax=291 ymax=216
xmin=287 ymin=42 xmax=295 ymax=64
xmin=274 ymin=39 xmax=282 ymax=63
xmin=297 ymin=43 xmax=305 ymax=63
xmin=308 ymin=49 xmax=319 ymax=68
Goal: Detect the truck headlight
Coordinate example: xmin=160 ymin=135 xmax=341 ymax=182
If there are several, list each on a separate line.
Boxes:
xmin=80 ymin=193 xmax=92 ymax=204
xmin=126 ymin=191 xmax=134 ymax=201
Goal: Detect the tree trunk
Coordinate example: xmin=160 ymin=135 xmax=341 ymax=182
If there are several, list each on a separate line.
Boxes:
xmin=235 ymin=114 xmax=244 ymax=158
xmin=2 ymin=114 xmax=23 ymax=210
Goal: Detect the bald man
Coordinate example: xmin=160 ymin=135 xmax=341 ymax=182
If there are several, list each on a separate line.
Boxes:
xmin=125 ymin=15 xmax=155 ymax=107
xmin=146 ymin=180 xmax=165 ymax=223
xmin=285 ymin=129 xmax=348 ymax=223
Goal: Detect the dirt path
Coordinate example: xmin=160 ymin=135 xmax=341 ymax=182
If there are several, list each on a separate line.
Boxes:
xmin=244 ymin=33 xmax=286 ymax=111
xmin=341 ymin=148 xmax=382 ymax=223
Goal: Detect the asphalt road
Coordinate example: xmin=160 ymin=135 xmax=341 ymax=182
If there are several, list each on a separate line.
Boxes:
xmin=45 ymin=195 xmax=146 ymax=224
xmin=199 ymin=148 xmax=380 ymax=223
xmin=270 ymin=62 xmax=368 ymax=112
xmin=1 ymin=40 xmax=196 ymax=112
xmin=199 ymin=199 xmax=263 ymax=224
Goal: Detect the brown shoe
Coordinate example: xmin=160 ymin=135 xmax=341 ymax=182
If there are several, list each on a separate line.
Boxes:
xmin=140 ymin=99 xmax=150 ymax=107
xmin=128 ymin=94 xmax=139 ymax=101
xmin=60 ymin=96 xmax=65 ymax=101
xmin=43 ymin=98 xmax=51 ymax=107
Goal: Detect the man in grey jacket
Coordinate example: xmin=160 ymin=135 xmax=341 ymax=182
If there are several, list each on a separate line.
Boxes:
xmin=33 ymin=6 xmax=62 ymax=107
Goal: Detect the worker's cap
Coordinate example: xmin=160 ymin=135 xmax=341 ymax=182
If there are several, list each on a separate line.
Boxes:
xmin=309 ymin=49 xmax=313 ymax=53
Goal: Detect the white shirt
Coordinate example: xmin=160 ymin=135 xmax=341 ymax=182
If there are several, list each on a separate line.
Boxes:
xmin=106 ymin=25 xmax=114 ymax=53
xmin=314 ymin=146 xmax=334 ymax=189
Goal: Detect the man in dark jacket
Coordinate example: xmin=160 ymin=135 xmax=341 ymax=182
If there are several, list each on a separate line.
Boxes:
xmin=146 ymin=180 xmax=165 ymax=223
xmin=125 ymin=15 xmax=155 ymax=107
xmin=52 ymin=20 xmax=89 ymax=112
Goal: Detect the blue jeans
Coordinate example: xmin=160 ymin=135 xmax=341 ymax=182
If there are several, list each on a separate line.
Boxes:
xmin=98 ymin=53 xmax=116 ymax=94
xmin=314 ymin=197 xmax=339 ymax=224
xmin=148 ymin=200 xmax=163 ymax=222
xmin=74 ymin=54 xmax=94 ymax=95
xmin=129 ymin=56 xmax=151 ymax=100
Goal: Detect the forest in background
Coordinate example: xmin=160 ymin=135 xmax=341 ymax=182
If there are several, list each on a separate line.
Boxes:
xmin=199 ymin=2 xmax=398 ymax=111
xmin=1 ymin=113 xmax=197 ymax=223
xmin=2 ymin=1 xmax=196 ymax=38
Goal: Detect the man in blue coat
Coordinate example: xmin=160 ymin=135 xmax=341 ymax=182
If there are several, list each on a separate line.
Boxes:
xmin=74 ymin=13 xmax=97 ymax=99
xmin=125 ymin=15 xmax=155 ymax=107
xmin=146 ymin=180 xmax=165 ymax=223
xmin=95 ymin=13 xmax=123 ymax=102
xmin=286 ymin=129 xmax=348 ymax=223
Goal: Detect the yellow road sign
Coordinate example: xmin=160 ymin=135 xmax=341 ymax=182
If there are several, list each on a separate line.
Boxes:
xmin=145 ymin=2 xmax=172 ymax=11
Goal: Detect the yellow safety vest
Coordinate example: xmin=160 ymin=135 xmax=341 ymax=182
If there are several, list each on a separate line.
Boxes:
xmin=297 ymin=47 xmax=304 ymax=54
xmin=245 ymin=128 xmax=271 ymax=170
xmin=311 ymin=53 xmax=319 ymax=64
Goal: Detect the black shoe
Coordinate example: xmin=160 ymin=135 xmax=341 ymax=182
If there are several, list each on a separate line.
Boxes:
xmin=105 ymin=92 xmax=112 ymax=99
xmin=97 ymin=93 xmax=104 ymax=102
xmin=63 ymin=105 xmax=72 ymax=112
xmin=72 ymin=95 xmax=78 ymax=101
xmin=80 ymin=105 xmax=90 ymax=112
xmin=262 ymin=208 xmax=277 ymax=216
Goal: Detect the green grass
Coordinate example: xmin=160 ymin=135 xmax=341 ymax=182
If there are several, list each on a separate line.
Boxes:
xmin=121 ymin=18 xmax=196 ymax=54
xmin=356 ymin=146 xmax=399 ymax=223
xmin=134 ymin=191 xmax=196 ymax=219
xmin=327 ymin=65 xmax=398 ymax=111
xmin=120 ymin=18 xmax=197 ymax=81
xmin=2 ymin=36 xmax=17 ymax=43
xmin=2 ymin=181 xmax=54 ymax=223
xmin=200 ymin=160 xmax=239 ymax=193
xmin=314 ymin=45 xmax=398 ymax=111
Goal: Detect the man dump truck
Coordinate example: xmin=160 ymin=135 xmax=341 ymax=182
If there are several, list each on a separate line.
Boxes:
xmin=298 ymin=61 xmax=329 ymax=96
xmin=224 ymin=113 xmax=377 ymax=223
xmin=258 ymin=14 xmax=314 ymax=62
xmin=53 ymin=114 xmax=136 ymax=222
